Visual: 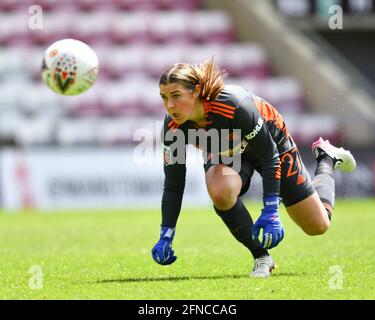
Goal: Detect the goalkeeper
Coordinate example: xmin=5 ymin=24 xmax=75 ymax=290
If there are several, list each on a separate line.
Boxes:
xmin=151 ymin=59 xmax=356 ymax=277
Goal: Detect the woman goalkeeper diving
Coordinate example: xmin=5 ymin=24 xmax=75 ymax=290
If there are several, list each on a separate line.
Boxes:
xmin=151 ymin=59 xmax=356 ymax=277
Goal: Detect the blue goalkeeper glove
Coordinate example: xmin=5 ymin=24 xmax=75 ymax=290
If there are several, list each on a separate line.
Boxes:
xmin=151 ymin=226 xmax=177 ymax=265
xmin=252 ymin=195 xmax=284 ymax=249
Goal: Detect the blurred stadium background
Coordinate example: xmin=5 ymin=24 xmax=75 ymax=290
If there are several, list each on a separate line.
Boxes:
xmin=0 ymin=0 xmax=374 ymax=210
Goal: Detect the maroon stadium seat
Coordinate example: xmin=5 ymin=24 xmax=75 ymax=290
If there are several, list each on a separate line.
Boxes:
xmin=188 ymin=11 xmax=235 ymax=44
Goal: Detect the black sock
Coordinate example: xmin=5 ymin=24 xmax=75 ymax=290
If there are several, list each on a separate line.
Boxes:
xmin=214 ymin=199 xmax=268 ymax=259
xmin=313 ymin=156 xmax=335 ymax=220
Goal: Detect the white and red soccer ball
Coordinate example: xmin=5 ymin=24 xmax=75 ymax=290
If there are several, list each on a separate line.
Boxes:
xmin=41 ymin=39 xmax=99 ymax=96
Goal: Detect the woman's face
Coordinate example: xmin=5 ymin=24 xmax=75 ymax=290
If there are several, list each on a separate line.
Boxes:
xmin=159 ymin=83 xmax=200 ymax=125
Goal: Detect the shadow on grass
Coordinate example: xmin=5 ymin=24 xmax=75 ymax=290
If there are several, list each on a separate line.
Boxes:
xmin=98 ymin=272 xmax=306 ymax=283
xmin=272 ymin=272 xmax=307 ymax=277
xmin=98 ymin=274 xmax=250 ymax=283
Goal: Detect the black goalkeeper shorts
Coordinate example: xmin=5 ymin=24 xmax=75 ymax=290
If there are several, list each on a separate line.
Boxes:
xmin=204 ymin=147 xmax=315 ymax=207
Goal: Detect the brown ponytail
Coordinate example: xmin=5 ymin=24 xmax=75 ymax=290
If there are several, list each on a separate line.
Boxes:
xmin=159 ymin=58 xmax=227 ymax=101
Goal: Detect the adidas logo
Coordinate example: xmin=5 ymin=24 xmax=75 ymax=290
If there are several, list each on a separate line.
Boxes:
xmin=265 ymin=200 xmax=279 ymax=206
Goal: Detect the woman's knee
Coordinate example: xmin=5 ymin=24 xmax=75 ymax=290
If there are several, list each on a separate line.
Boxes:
xmin=302 ymin=219 xmax=330 ymax=236
xmin=207 ymin=182 xmax=238 ymax=209
xmin=206 ymin=165 xmax=241 ymax=210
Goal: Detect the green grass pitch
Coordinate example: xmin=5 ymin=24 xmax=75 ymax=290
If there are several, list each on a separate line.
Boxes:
xmin=0 ymin=199 xmax=374 ymax=300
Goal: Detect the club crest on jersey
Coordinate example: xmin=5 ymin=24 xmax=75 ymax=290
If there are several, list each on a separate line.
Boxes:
xmin=163 ymin=145 xmax=173 ymax=166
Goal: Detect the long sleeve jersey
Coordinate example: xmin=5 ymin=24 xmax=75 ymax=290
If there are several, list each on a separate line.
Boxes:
xmin=161 ymin=84 xmax=294 ymax=220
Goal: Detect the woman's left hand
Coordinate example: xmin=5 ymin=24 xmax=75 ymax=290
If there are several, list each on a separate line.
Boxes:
xmin=252 ymin=196 xmax=285 ymax=249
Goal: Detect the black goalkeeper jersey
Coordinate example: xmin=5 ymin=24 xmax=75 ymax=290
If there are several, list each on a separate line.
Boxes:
xmin=161 ymin=84 xmax=294 ymax=216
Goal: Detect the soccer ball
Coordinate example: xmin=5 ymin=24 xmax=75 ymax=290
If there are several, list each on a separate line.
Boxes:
xmin=41 ymin=39 xmax=99 ymax=96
